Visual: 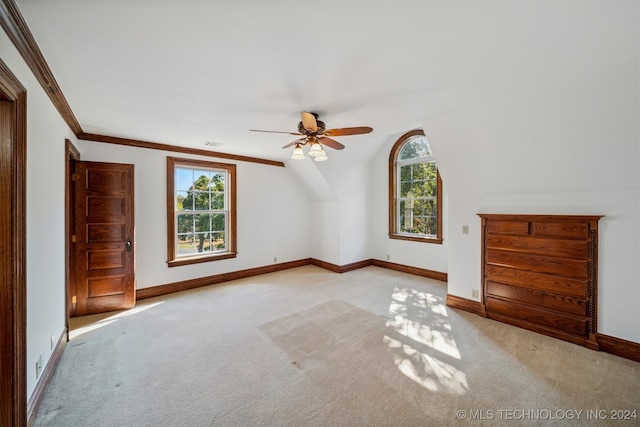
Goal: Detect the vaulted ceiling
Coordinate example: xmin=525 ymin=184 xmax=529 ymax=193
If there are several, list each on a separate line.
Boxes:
xmin=12 ymin=0 xmax=635 ymax=164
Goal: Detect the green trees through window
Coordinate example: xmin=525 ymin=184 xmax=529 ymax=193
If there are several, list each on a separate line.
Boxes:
xmin=176 ymin=169 xmax=227 ymax=255
xmin=399 ymin=161 xmax=438 ymax=235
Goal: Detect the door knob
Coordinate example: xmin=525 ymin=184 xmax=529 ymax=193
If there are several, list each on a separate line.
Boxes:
xmin=126 ymin=240 xmax=132 ymax=251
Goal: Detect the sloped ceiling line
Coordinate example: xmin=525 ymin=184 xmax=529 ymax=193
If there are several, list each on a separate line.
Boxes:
xmin=0 ymin=0 xmax=283 ymax=167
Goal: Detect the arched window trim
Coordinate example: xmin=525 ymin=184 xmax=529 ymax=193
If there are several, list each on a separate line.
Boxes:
xmin=388 ymin=129 xmax=443 ymax=244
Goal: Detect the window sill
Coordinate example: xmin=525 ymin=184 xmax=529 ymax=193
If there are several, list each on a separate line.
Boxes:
xmin=167 ymin=251 xmax=237 ymax=267
xmin=389 ymin=234 xmax=443 ymax=244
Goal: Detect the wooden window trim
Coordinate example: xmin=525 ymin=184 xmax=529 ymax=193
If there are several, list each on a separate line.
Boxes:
xmin=388 ymin=129 xmax=443 ymax=244
xmin=166 ymin=157 xmax=237 ymax=267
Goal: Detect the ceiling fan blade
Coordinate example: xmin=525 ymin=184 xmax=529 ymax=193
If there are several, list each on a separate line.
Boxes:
xmin=318 ymin=137 xmax=345 ymax=150
xmin=323 ymin=126 xmax=373 ymax=137
xmin=250 ymin=129 xmax=303 ymax=136
xmin=282 ymin=137 xmax=307 ymax=149
xmin=301 ymin=111 xmax=318 ymax=133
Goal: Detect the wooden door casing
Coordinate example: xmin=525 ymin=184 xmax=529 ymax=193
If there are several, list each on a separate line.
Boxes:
xmin=74 ymin=161 xmax=135 ymax=316
xmin=0 ymin=61 xmax=27 ymax=427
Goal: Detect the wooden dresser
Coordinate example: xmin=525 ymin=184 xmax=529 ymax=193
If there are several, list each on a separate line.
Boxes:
xmin=477 ymin=214 xmax=602 ymax=349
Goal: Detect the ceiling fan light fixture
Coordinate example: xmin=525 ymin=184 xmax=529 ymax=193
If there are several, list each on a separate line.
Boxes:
xmin=291 ymin=143 xmax=305 ymax=159
xmin=314 ymin=147 xmax=328 ymax=162
xmin=308 ymin=142 xmax=323 ymax=157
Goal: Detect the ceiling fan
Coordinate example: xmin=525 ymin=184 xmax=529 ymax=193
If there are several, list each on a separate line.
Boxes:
xmin=250 ymin=112 xmax=373 ymax=161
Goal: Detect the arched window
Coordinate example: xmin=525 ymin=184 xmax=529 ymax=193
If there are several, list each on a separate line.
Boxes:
xmin=389 ymin=129 xmax=442 ymax=243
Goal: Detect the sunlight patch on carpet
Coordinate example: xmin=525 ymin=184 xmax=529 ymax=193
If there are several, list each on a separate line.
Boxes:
xmin=259 ymin=297 xmax=468 ymax=400
xmin=384 ymin=287 xmax=468 ymax=395
xmin=387 ymin=287 xmax=461 ymax=360
xmin=70 ymin=301 xmax=165 ymax=339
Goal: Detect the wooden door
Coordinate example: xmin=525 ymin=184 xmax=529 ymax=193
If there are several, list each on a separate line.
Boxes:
xmin=74 ymin=161 xmax=135 ymax=316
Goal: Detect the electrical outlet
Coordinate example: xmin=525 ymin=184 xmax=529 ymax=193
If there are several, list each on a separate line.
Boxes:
xmin=386 ymin=255 xmax=390 ymax=261
xmin=273 ymin=257 xmax=277 ymax=263
xmin=35 ymin=354 xmax=43 ymax=379
xmin=462 ymin=225 xmax=469 ymax=234
xmin=472 ymin=289 xmax=479 ymax=299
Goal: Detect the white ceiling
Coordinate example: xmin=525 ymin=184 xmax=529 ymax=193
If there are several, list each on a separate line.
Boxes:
xmin=14 ymin=0 xmax=636 ymax=163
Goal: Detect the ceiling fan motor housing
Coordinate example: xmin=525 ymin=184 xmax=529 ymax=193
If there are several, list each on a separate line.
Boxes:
xmin=298 ymin=120 xmax=325 ymax=135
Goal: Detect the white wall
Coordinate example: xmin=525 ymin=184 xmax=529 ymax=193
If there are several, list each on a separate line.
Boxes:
xmin=425 ymin=3 xmax=639 ymax=342
xmin=75 ymin=141 xmax=312 ymax=288
xmin=1 ymin=32 xmax=73 ymax=400
xmin=316 ymin=157 xmax=371 ymax=265
xmin=299 ymin=156 xmax=374 ymax=266
xmin=286 ymin=158 xmax=343 ymax=265
xmin=310 ymin=200 xmax=341 ymax=265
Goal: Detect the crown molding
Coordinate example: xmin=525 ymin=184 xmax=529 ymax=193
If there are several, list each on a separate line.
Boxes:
xmin=79 ymin=132 xmax=285 ymax=167
xmin=0 ymin=0 xmax=82 ymax=135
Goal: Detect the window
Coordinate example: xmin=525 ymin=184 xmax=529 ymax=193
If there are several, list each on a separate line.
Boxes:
xmin=167 ymin=157 xmax=237 ymax=267
xmin=389 ymin=129 xmax=442 ymax=243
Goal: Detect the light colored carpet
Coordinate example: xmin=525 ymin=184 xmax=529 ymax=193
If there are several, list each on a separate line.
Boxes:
xmin=34 ymin=266 xmax=639 ymax=426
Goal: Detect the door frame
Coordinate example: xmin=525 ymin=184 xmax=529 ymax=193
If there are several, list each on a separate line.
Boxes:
xmin=0 ymin=59 xmax=27 ymax=426
xmin=65 ymin=139 xmax=80 ymax=321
